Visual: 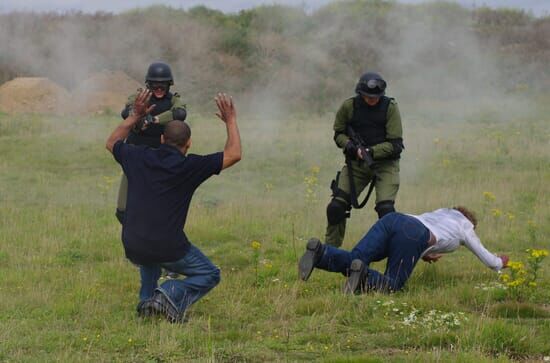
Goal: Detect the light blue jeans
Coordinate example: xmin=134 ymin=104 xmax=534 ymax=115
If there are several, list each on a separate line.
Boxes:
xmin=139 ymin=244 xmax=220 ymax=314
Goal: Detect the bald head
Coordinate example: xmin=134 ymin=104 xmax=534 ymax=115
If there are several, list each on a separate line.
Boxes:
xmin=163 ymin=120 xmax=191 ymax=148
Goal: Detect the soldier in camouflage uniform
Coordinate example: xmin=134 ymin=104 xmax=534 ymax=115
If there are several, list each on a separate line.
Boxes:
xmin=116 ymin=62 xmax=187 ymax=224
xmin=325 ymin=72 xmax=403 ymax=247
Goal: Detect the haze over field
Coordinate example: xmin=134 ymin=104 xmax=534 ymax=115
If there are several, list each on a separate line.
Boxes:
xmin=1 ymin=0 xmax=548 ymax=121
xmin=0 ymin=0 xmax=549 ymax=15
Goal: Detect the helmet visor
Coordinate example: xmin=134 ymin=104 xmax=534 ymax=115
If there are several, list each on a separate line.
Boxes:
xmin=365 ymin=79 xmax=386 ymax=91
xmin=356 ymin=78 xmax=387 ymax=97
xmin=147 ymin=82 xmax=169 ymax=92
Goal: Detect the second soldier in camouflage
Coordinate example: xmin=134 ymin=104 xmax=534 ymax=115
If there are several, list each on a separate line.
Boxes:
xmin=116 ymin=62 xmax=187 ymax=224
xmin=325 ymin=72 xmax=404 ymax=247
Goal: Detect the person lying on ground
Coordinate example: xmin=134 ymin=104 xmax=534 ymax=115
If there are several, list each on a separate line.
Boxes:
xmin=298 ymin=206 xmax=509 ymax=294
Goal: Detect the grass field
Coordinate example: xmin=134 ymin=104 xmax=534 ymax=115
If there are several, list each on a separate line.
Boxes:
xmin=0 ymin=96 xmax=549 ymax=362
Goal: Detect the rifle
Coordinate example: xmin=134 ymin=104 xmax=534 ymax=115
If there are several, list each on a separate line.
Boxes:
xmin=344 ymin=125 xmax=376 ymax=209
xmin=346 ymin=125 xmax=375 ymax=168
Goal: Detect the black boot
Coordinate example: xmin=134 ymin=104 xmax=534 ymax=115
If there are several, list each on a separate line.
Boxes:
xmin=298 ymin=238 xmax=324 ymax=281
xmin=343 ymin=259 xmax=368 ymax=294
xmin=136 ymin=295 xmax=187 ymax=323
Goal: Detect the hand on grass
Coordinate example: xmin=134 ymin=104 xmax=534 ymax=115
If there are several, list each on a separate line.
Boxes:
xmin=499 ymin=255 xmax=509 ymax=268
xmin=422 ymin=254 xmax=443 ymax=263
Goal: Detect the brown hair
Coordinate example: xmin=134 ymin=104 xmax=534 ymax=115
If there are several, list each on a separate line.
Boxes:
xmin=453 ymin=206 xmax=477 ymax=228
xmin=163 ymin=120 xmax=191 ymax=147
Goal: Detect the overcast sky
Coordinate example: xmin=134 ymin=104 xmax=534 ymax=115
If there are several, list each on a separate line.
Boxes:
xmin=0 ymin=0 xmax=548 ymax=16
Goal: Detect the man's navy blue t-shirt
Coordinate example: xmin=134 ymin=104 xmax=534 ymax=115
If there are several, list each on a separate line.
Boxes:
xmin=113 ymin=140 xmax=223 ymax=265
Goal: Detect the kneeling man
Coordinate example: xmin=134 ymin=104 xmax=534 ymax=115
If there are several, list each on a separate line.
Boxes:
xmin=299 ymin=207 xmax=508 ymax=293
xmin=106 ymin=90 xmax=241 ymax=322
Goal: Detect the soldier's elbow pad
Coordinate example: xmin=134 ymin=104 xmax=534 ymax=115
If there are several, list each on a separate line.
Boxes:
xmin=121 ymin=106 xmax=130 ymax=119
xmin=389 ymin=138 xmax=404 ymax=157
xmin=172 ymin=108 xmax=187 ymax=121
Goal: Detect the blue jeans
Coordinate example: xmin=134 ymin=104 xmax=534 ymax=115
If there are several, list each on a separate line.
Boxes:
xmin=316 ymin=213 xmax=429 ymax=292
xmin=138 ymin=244 xmax=220 ymax=313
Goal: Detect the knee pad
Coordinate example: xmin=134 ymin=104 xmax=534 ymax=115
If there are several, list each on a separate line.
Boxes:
xmin=115 ymin=209 xmax=125 ymax=224
xmin=327 ymin=198 xmax=350 ymax=225
xmin=375 ymin=200 xmax=395 ymax=219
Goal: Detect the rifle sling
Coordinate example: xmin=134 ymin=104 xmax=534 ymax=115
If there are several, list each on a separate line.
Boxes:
xmin=345 ymin=157 xmax=375 ymax=209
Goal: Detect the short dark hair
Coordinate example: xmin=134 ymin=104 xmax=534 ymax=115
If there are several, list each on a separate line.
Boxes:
xmin=163 ymin=120 xmax=191 ymax=147
xmin=453 ymin=206 xmax=477 ymax=228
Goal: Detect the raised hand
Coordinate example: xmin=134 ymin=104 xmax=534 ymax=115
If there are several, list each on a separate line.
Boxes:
xmin=132 ymin=88 xmax=156 ymax=118
xmin=215 ymin=93 xmax=236 ymax=123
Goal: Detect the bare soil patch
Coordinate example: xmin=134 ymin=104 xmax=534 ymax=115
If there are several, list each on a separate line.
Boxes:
xmin=71 ymin=70 xmax=142 ymax=115
xmin=0 ymin=77 xmax=69 ymax=114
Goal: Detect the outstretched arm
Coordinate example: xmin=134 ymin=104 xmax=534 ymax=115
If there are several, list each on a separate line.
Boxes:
xmin=215 ymin=93 xmax=241 ymax=170
xmin=462 ymin=228 xmax=507 ymax=271
xmin=106 ymin=89 xmax=155 ymax=153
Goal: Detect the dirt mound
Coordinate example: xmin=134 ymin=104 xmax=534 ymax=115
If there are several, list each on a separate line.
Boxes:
xmin=72 ymin=70 xmax=142 ymax=115
xmin=0 ymin=77 xmax=69 ymax=114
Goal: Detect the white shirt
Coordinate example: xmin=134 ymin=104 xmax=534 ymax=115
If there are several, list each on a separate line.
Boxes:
xmin=410 ymin=208 xmax=503 ymax=271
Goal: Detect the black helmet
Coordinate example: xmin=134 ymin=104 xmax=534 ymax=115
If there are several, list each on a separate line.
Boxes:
xmin=145 ymin=62 xmax=174 ymax=85
xmin=355 ymin=72 xmax=386 ymax=97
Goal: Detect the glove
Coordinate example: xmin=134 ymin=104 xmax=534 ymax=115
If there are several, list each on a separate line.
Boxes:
xmin=344 ymin=140 xmax=358 ymax=159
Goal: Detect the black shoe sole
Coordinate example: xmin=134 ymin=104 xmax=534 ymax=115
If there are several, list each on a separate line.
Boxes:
xmin=343 ymin=259 xmax=366 ymax=294
xmin=137 ymin=296 xmax=187 ymax=323
xmin=152 ymin=289 xmax=187 ymax=324
xmin=137 ymin=300 xmax=157 ymax=318
xmin=298 ymin=238 xmax=322 ymax=281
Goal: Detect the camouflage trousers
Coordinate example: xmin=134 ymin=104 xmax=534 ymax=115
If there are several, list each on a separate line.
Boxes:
xmin=324 ymin=159 xmax=400 ymax=247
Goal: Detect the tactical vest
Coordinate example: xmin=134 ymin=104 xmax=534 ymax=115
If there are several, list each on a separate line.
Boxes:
xmin=126 ymin=93 xmax=174 ymax=147
xmin=348 ymin=95 xmax=391 ymax=147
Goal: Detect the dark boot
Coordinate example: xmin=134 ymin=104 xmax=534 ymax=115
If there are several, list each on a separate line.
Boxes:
xmin=136 ymin=299 xmax=154 ymax=318
xmin=298 ymin=238 xmax=324 ymax=281
xmin=150 ymin=288 xmax=184 ymax=323
xmin=343 ymin=259 xmax=368 ymax=294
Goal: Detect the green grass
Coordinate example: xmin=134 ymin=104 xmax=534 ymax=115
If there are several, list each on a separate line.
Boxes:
xmin=0 ymin=101 xmax=549 ymax=362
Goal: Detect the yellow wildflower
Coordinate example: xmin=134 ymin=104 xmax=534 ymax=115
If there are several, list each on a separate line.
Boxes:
xmin=506 ymin=212 xmax=514 ymax=220
xmin=491 ymin=208 xmax=502 ymax=217
xmin=528 ymin=249 xmax=548 ymax=258
xmin=251 ymin=241 xmax=261 ymax=250
xmin=528 ymin=282 xmax=537 ymax=287
xmin=507 ymin=261 xmax=524 ymax=270
xmin=483 ymin=191 xmax=496 ymax=202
